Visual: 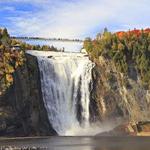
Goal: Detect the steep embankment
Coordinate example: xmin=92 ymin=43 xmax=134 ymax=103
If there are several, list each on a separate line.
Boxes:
xmin=91 ymin=56 xmax=150 ymax=123
xmin=0 ymin=54 xmax=56 ymax=136
xmin=85 ymin=28 xmax=150 ymax=125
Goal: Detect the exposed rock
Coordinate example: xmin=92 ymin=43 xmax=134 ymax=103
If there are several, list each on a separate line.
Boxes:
xmin=91 ymin=56 xmax=150 ymax=123
xmin=0 ymin=54 xmax=57 ymax=137
xmin=0 ymin=52 xmax=149 ymax=137
xmin=137 ymin=121 xmax=150 ymax=132
xmin=96 ymin=123 xmax=136 ymax=136
xmin=47 ymin=56 xmax=53 ymax=58
xmin=96 ymin=121 xmax=150 ymax=136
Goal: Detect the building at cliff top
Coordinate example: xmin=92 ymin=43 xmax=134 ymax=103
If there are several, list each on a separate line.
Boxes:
xmin=11 ymin=44 xmax=21 ymax=51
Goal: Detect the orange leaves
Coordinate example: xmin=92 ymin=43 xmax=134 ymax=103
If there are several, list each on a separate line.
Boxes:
xmin=6 ymin=74 xmax=13 ymax=83
xmin=116 ymin=28 xmax=150 ymax=39
xmin=116 ymin=31 xmax=126 ymax=39
xmin=144 ymin=28 xmax=150 ymax=33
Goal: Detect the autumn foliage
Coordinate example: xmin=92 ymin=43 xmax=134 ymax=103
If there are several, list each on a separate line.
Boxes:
xmin=0 ymin=28 xmax=60 ymax=95
xmin=84 ymin=28 xmax=150 ymax=88
xmin=116 ymin=28 xmax=150 ymax=39
xmin=0 ymin=29 xmax=25 ymax=95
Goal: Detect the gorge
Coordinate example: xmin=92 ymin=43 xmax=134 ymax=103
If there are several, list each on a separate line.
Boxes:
xmin=26 ymin=50 xmax=150 ymax=136
xmin=0 ymin=28 xmax=150 ymax=136
xmin=0 ymin=48 xmax=150 ymax=137
xmin=1 ymin=49 xmax=150 ymax=137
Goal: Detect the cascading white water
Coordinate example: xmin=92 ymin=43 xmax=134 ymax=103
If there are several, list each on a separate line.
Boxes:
xmin=27 ymin=51 xmax=95 ymax=135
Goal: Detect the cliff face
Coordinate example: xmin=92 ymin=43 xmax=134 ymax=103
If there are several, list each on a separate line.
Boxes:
xmin=0 ymin=52 xmax=149 ymax=136
xmin=0 ymin=54 xmax=56 ymax=137
xmin=91 ymin=56 xmax=150 ymax=123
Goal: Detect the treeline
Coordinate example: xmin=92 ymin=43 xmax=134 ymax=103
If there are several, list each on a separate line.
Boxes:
xmin=84 ymin=28 xmax=150 ymax=88
xmin=11 ymin=39 xmax=58 ymax=51
xmin=12 ymin=36 xmax=83 ymax=42
xmin=0 ymin=28 xmax=58 ymax=52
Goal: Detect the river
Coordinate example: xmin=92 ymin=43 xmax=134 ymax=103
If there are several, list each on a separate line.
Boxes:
xmin=18 ymin=39 xmax=83 ymax=52
xmin=0 ymin=136 xmax=150 ymax=150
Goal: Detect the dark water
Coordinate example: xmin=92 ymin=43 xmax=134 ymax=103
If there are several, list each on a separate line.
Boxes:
xmin=0 ymin=136 xmax=150 ymax=150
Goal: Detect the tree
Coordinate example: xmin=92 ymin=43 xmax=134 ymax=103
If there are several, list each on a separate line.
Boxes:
xmin=103 ymin=27 xmax=108 ymax=33
xmin=1 ymin=28 xmax=10 ymax=46
xmin=83 ymin=37 xmax=93 ymax=53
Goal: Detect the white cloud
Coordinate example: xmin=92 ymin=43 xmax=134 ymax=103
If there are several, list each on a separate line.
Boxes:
xmin=6 ymin=0 xmax=150 ymax=39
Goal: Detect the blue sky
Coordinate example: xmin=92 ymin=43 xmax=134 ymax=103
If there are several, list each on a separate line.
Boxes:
xmin=0 ymin=0 xmax=150 ymax=39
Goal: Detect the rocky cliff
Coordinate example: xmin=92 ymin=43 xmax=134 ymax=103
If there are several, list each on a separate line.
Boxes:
xmin=0 ymin=54 xmax=56 ymax=137
xmin=90 ymin=56 xmax=150 ymax=124
xmin=0 ymin=52 xmax=149 ymax=137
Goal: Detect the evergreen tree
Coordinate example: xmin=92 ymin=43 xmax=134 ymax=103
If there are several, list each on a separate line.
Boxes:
xmin=1 ymin=28 xmax=10 ymax=47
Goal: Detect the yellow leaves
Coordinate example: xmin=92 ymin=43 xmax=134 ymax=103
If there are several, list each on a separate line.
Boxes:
xmin=4 ymin=52 xmax=10 ymax=57
xmin=4 ymin=53 xmax=11 ymax=61
xmin=0 ymin=30 xmax=26 ymax=95
xmin=0 ymin=45 xmax=4 ymax=50
xmin=11 ymin=39 xmax=19 ymax=46
xmin=118 ymin=43 xmax=125 ymax=51
xmin=14 ymin=53 xmax=25 ymax=69
xmin=15 ymin=61 xmax=19 ymax=68
xmin=6 ymin=74 xmax=13 ymax=88
xmin=6 ymin=74 xmax=13 ymax=83
xmin=0 ymin=50 xmax=25 ymax=93
xmin=5 ymin=65 xmax=14 ymax=74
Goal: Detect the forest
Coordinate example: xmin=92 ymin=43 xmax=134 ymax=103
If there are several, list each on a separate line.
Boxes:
xmin=84 ymin=28 xmax=150 ymax=89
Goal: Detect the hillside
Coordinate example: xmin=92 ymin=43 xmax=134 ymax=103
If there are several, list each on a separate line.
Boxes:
xmin=85 ymin=28 xmax=150 ymax=129
xmin=84 ymin=28 xmax=150 ymax=89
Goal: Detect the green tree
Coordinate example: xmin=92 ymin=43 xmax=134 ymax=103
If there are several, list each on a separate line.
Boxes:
xmin=1 ymin=28 xmax=10 ymax=46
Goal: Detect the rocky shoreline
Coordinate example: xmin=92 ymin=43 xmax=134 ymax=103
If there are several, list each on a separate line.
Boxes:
xmin=97 ymin=121 xmax=150 ymax=136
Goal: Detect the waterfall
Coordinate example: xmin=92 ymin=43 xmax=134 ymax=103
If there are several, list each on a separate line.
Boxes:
xmin=27 ymin=51 xmax=95 ymax=135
